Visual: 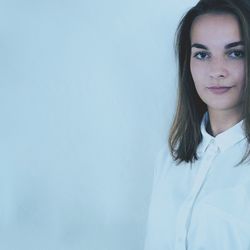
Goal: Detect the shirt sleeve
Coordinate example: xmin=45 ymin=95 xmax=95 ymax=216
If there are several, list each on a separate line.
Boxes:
xmin=144 ymin=143 xmax=170 ymax=250
xmin=151 ymin=143 xmax=169 ymax=186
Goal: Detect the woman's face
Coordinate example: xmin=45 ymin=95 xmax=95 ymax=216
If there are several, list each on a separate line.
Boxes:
xmin=190 ymin=13 xmax=245 ymax=115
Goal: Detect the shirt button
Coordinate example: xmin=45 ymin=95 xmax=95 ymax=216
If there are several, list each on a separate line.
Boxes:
xmin=210 ymin=139 xmax=215 ymax=145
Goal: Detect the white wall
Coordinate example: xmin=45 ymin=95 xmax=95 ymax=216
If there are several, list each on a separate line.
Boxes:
xmin=0 ymin=0 xmax=197 ymax=249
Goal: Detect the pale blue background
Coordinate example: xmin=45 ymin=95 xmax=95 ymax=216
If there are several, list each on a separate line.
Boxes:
xmin=0 ymin=0 xmax=196 ymax=249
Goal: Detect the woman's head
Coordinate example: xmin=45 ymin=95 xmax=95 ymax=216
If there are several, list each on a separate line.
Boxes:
xmin=169 ymin=0 xmax=250 ymax=163
xmin=190 ymin=13 xmax=245 ymax=116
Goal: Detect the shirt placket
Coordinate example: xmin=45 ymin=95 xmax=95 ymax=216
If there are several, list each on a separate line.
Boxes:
xmin=174 ymin=139 xmax=219 ymax=250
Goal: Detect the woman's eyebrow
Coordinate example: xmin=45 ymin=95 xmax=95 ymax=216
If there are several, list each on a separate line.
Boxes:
xmin=191 ymin=43 xmax=208 ymax=50
xmin=225 ymin=41 xmax=244 ymax=49
xmin=191 ymin=41 xmax=244 ymax=50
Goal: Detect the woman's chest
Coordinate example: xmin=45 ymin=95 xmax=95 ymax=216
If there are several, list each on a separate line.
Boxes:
xmin=151 ymin=156 xmax=250 ymax=249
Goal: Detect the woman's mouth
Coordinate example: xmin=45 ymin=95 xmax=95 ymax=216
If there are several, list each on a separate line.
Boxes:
xmin=207 ymin=86 xmax=232 ymax=94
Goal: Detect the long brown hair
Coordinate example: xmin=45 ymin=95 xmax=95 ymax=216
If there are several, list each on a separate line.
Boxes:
xmin=168 ymin=0 xmax=250 ymax=164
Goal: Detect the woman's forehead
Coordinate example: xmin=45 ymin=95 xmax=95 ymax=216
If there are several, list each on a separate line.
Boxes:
xmin=190 ymin=13 xmax=242 ymax=45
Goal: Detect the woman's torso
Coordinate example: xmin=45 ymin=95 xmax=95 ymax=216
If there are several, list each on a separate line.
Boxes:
xmin=144 ymin=121 xmax=250 ymax=250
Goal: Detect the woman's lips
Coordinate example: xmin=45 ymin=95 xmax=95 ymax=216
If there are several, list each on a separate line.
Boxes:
xmin=207 ymin=86 xmax=232 ymax=94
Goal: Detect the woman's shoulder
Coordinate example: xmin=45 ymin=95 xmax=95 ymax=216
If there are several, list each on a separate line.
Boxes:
xmin=154 ymin=143 xmax=170 ymax=164
xmin=153 ymin=143 xmax=174 ymax=180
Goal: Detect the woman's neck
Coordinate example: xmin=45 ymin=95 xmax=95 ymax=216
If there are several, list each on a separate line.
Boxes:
xmin=207 ymin=107 xmax=243 ymax=136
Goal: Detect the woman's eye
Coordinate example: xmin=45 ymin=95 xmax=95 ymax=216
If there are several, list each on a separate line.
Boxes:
xmin=228 ymin=50 xmax=245 ymax=59
xmin=193 ymin=51 xmax=210 ymax=60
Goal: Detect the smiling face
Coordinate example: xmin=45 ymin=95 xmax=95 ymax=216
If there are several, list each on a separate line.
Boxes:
xmin=190 ymin=13 xmax=246 ymax=116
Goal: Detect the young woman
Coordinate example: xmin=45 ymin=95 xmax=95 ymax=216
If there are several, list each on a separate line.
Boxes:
xmin=144 ymin=0 xmax=250 ymax=249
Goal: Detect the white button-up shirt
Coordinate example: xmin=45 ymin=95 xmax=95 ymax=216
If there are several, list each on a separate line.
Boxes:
xmin=144 ymin=114 xmax=250 ymax=250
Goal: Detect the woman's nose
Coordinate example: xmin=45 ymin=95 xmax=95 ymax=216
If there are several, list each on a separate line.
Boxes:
xmin=209 ymin=58 xmax=229 ymax=79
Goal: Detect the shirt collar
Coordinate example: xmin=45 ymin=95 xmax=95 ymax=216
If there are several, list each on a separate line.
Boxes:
xmin=198 ymin=112 xmax=246 ymax=154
